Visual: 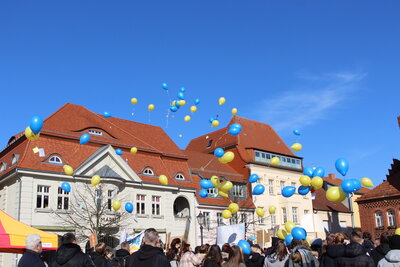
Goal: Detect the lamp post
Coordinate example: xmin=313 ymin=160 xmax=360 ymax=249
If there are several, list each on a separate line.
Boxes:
xmin=197 ymin=212 xmax=205 ymax=245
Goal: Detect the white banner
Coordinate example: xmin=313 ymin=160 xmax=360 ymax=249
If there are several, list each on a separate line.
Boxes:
xmin=217 ymin=223 xmax=245 ymax=246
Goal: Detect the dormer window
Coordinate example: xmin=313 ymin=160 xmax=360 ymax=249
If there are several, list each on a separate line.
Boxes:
xmin=143 ymin=167 xmax=154 ymax=176
xmin=11 ymin=154 xmax=20 ymax=166
xmin=88 ymin=129 xmax=102 ymax=136
xmin=0 ymin=163 xmax=6 ymax=173
xmin=175 ymin=173 xmax=185 ymax=180
xmin=207 ymin=140 xmax=213 ymax=148
xmin=49 ymin=156 xmax=62 ymax=165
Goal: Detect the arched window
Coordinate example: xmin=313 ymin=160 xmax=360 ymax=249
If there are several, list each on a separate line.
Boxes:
xmin=143 ymin=167 xmax=154 ymax=176
xmin=375 ymin=211 xmax=383 ymax=227
xmin=11 ymin=154 xmax=19 ymax=165
xmin=387 ymin=210 xmax=396 ymax=227
xmin=175 ymin=173 xmax=185 ymax=180
xmin=173 ymin=197 xmax=190 ymax=218
xmin=0 ymin=163 xmax=6 ymax=173
xmin=49 ymin=156 xmax=62 ymax=165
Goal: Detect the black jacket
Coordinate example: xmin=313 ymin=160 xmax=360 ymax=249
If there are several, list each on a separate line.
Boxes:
xmin=320 ymin=244 xmax=345 ymax=267
xmin=18 ymin=250 xmax=46 ymax=267
xmin=362 ymin=240 xmax=374 ymax=254
xmin=245 ymin=252 xmax=265 ymax=267
xmin=110 ymin=249 xmax=130 ymax=267
xmin=125 ymin=244 xmax=170 ymax=267
xmin=370 ymin=243 xmax=390 ymax=265
xmin=90 ymin=252 xmax=109 ymax=267
xmin=335 ymin=243 xmax=375 ymax=267
xmin=52 ymin=243 xmax=95 ymax=267
xmin=202 ymin=259 xmax=221 ymax=267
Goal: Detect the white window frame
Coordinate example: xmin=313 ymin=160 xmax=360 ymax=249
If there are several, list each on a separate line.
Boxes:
xmin=282 ymin=208 xmax=287 ymax=223
xmin=143 ymin=168 xmax=154 ymax=176
xmin=271 ymin=213 xmax=276 ymax=226
xmin=95 ymin=189 xmax=102 ymax=209
xmin=49 ymin=156 xmax=62 ymax=164
xmin=388 ymin=210 xmax=396 ymax=227
xmin=269 ymin=180 xmax=274 ymax=194
xmin=175 ymin=173 xmax=185 ymax=180
xmin=230 ymin=213 xmax=238 ymax=225
xmin=217 ymin=212 xmax=223 ymax=226
xmin=107 ymin=190 xmax=114 ymax=211
xmin=137 ymin=194 xmax=146 ymax=215
xmin=232 ymin=184 xmax=246 ymax=198
xmin=36 ymin=185 xmax=50 ymax=209
xmin=57 ymin=186 xmax=69 ymax=210
xmin=11 ymin=155 xmax=18 ymax=165
xmin=152 ymin=196 xmax=161 ymax=216
xmin=88 ymin=129 xmax=102 ymax=136
xmin=280 ymin=181 xmax=285 ymax=192
xmin=292 ymin=207 xmax=298 ymax=224
xmin=304 ymin=210 xmax=310 ymax=215
xmin=375 ymin=211 xmax=383 ymax=227
xmin=207 ymin=187 xmax=218 ymax=197
xmin=0 ymin=163 xmax=6 ymax=173
xmin=204 ymin=212 xmax=210 ymax=229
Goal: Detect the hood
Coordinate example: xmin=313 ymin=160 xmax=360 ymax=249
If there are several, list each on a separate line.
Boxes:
xmin=385 ymin=250 xmax=400 ymax=263
xmin=115 ymin=249 xmax=130 ymax=258
xmin=55 ymin=243 xmax=81 ymax=265
xmin=376 ymin=244 xmax=391 ymax=255
xmin=344 ymin=243 xmax=365 ymax=258
xmin=137 ymin=244 xmax=163 ymax=260
xmin=326 ymin=244 xmax=345 ymax=259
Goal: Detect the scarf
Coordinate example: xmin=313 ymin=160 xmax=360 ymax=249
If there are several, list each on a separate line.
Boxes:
xmin=288 ymin=246 xmax=318 ymax=267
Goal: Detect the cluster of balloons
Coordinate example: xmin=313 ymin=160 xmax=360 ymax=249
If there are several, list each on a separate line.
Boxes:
xmin=214 ymin=148 xmax=235 ymax=164
xmin=198 ymin=176 xmax=234 ymax=199
xmin=167 ymin=84 xmax=200 ymax=116
xmin=25 ymin=116 xmax=44 ymax=141
xmin=209 ymin=117 xmax=220 ymax=127
xmin=112 ymin=200 xmax=135 ymax=213
xmin=228 ymin=123 xmax=242 ymax=136
xmin=277 ymin=222 xmax=307 ymax=245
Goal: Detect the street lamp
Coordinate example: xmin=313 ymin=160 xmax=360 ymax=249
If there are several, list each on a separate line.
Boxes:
xmin=197 ymin=212 xmax=205 ymax=245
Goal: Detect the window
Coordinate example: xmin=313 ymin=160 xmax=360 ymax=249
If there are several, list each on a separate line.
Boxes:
xmin=304 ymin=210 xmax=310 ymax=215
xmin=0 ymin=163 xmax=6 ymax=173
xmin=143 ymin=168 xmax=154 ymax=176
xmin=107 ymin=190 xmax=114 ymax=210
xmin=254 ymin=151 xmax=302 ymax=170
xmin=175 ymin=173 xmax=185 ymax=180
xmin=375 ymin=211 xmax=383 ymax=227
xmin=88 ymin=129 xmax=102 ymax=136
xmin=255 ymin=152 xmax=260 ymax=158
xmin=323 ymin=220 xmax=330 ymax=232
xmin=36 ymin=185 xmax=50 ymax=209
xmin=282 ymin=208 xmax=287 ymax=223
xmin=152 ymin=196 xmax=161 ymax=216
xmin=57 ymin=187 xmax=69 ymax=210
xmin=11 ymin=154 xmax=19 ymax=165
xmin=217 ymin=212 xmax=223 ymax=226
xmin=269 ymin=180 xmax=274 ymax=194
xmin=387 ymin=210 xmax=396 ymax=227
xmin=207 ymin=187 xmax=218 ymax=197
xmin=230 ymin=213 xmax=238 ymax=225
xmin=280 ymin=181 xmax=285 ymax=191
xmin=271 ymin=214 xmax=276 ymax=226
xmin=340 ymin=221 xmax=347 ymax=230
xmin=204 ymin=212 xmax=210 ymax=229
xmin=291 ymin=182 xmax=296 ymax=188
xmin=95 ymin=189 xmax=102 ymax=208
xmin=207 ymin=140 xmax=213 ymax=147
xmin=292 ymin=207 xmax=298 ymax=224
xmin=241 ymin=213 xmax=248 ymax=224
xmin=137 ymin=195 xmax=146 ymax=215
xmin=49 ymin=156 xmax=62 ymax=164
xmin=231 ymin=184 xmax=246 ymax=198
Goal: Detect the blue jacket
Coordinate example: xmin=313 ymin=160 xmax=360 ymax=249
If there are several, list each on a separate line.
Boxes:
xmin=18 ymin=250 xmax=46 ymax=267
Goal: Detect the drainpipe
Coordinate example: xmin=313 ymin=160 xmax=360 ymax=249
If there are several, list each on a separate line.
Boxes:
xmin=15 ymin=171 xmax=22 ymax=266
xmin=349 ymin=199 xmax=355 ymax=229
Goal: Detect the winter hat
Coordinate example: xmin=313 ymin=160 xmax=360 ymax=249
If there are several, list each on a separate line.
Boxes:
xmin=389 ymin=235 xmax=400 ymax=249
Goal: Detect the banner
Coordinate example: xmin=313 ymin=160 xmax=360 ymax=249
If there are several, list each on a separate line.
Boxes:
xmin=126 ymin=231 xmax=145 ymax=253
xmin=89 ymin=233 xmax=98 ymax=248
xmin=217 ymin=223 xmax=245 ymax=246
xmin=183 ymin=218 xmax=191 ymax=244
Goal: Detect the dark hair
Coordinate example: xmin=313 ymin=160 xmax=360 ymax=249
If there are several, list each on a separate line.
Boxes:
xmin=224 ymin=245 xmax=244 ymax=267
xmin=95 ymin=242 xmax=107 ymax=255
xmin=252 ymin=244 xmax=261 ymax=250
xmin=199 ymin=245 xmax=208 ymax=254
xmin=166 ymin=247 xmax=179 ymax=261
xmin=352 ymin=230 xmax=363 ymax=239
xmin=363 ymin=232 xmax=372 ymax=240
xmin=205 ymin=244 xmax=222 ymax=264
xmin=181 ymin=243 xmax=191 ymax=254
xmin=271 ymin=240 xmax=288 ymax=261
xmin=326 ymin=233 xmax=336 ymax=245
xmin=170 ymin=238 xmax=181 ymax=249
xmin=222 ymin=243 xmax=232 ymax=253
xmin=61 ymin=233 xmax=76 ymax=245
xmin=194 ymin=246 xmax=201 ymax=254
xmin=380 ymin=232 xmax=390 ymax=244
xmin=334 ymin=233 xmax=345 ymax=244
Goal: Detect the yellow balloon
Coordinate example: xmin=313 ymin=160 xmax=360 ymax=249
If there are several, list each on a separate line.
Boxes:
xmin=277 ymin=229 xmax=287 ymax=240
xmin=361 ymin=177 xmax=374 ymax=188
xmin=159 ymin=175 xmax=168 ymax=185
xmin=291 ymin=143 xmax=303 ymax=152
xmin=112 ymin=200 xmax=121 ymax=211
xmin=299 ymin=175 xmax=311 ymax=186
xmin=172 ymin=100 xmax=176 ymax=106
xmin=184 ymin=115 xmax=191 ymax=122
xmin=222 ymin=209 xmax=232 ymax=219
xmin=395 ymin=228 xmax=400 ymax=235
xmin=256 ymin=208 xmax=265 ymax=217
xmin=25 ymin=126 xmax=40 ymax=141
xmin=148 ymin=104 xmax=155 ymax=111
xmin=178 ymin=100 xmax=186 ymax=106
xmin=311 ymin=176 xmax=323 ymax=189
xmin=212 ymin=120 xmax=220 ymax=127
xmin=219 ymin=181 xmax=233 ymax=192
xmin=130 ymin=147 xmax=138 ymax=154
xmin=270 ymin=157 xmax=280 ymax=166
xmin=131 ymin=98 xmax=138 ymax=104
xmin=91 ymin=175 xmax=101 ymax=187
xmin=63 ymin=165 xmax=73 ymax=176
xmin=231 ymin=108 xmax=238 ymax=115
xmin=218 ymin=190 xmax=229 ymax=198
xmin=326 ymin=186 xmax=347 ymax=202
xmin=218 ymin=97 xmax=226 ymax=106
xmin=229 ymin=203 xmax=239 ymax=214
xmin=211 ymin=176 xmax=220 ymax=188
xmin=285 ymin=221 xmax=295 ymax=233
xmin=268 ymin=206 xmax=276 ymax=214
xmin=218 ymin=151 xmax=235 ymax=164
xmin=190 ymin=106 xmax=197 ymax=112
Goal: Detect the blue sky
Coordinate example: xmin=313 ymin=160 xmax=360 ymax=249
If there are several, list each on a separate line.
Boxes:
xmin=0 ymin=1 xmax=399 ymax=186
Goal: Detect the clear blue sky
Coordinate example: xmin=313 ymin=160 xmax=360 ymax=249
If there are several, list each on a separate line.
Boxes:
xmin=0 ymin=1 xmax=399 ymax=186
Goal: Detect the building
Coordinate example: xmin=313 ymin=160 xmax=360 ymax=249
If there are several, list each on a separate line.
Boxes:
xmin=187 ymin=116 xmax=314 ymax=246
xmin=0 ymin=103 xmax=198 ymax=266
xmin=356 ymin=159 xmax=400 ymax=239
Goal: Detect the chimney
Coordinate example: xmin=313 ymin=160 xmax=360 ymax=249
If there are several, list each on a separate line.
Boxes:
xmin=328 ymin=173 xmax=336 ymax=180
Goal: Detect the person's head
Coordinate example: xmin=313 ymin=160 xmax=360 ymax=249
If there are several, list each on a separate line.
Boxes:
xmin=205 ymin=244 xmax=222 ymax=263
xmin=170 ymin=238 xmax=181 ymax=250
xmin=351 ymin=230 xmax=363 ymax=245
xmin=251 ymin=244 xmax=262 ymax=254
xmin=181 ymin=243 xmax=191 ymax=254
xmin=290 ymin=239 xmax=310 ymax=251
xmin=26 ymin=234 xmax=42 ymax=253
xmin=199 ymin=244 xmax=208 ymax=254
xmin=225 ymin=245 xmax=244 ymax=267
xmin=105 ymin=248 xmax=112 ymax=259
xmin=380 ymin=232 xmax=390 ymax=245
xmin=390 ymin=235 xmax=400 ymax=250
xmin=222 ymin=243 xmax=232 ymax=254
xmin=363 ymin=232 xmax=372 ymax=241
xmin=61 ymin=233 xmax=77 ymax=245
xmin=166 ymin=247 xmax=179 ymax=261
xmin=194 ymin=246 xmax=201 ymax=254
xmin=121 ymin=241 xmax=130 ymax=253
xmin=334 ymin=233 xmax=345 ymax=245
xmin=272 ymin=240 xmax=288 ymax=261
xmin=326 ymin=233 xmax=336 ymax=245
xmin=143 ymin=228 xmax=160 ymax=247
xmin=95 ymin=242 xmax=107 ymax=256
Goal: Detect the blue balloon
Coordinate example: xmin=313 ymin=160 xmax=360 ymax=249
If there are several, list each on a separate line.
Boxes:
xmin=177 ymin=92 xmax=185 ymax=100
xmin=175 ymin=100 xmax=181 ymax=107
xmin=30 ymin=115 xmax=43 ymax=135
xmin=195 ymin=98 xmax=200 ymax=105
xmin=252 ymin=184 xmax=265 ymax=195
xmin=282 ymin=186 xmax=296 ymax=198
xmin=162 ymin=83 xmax=168 ymax=90
xmin=61 ymin=182 xmax=71 ymax=193
xmin=298 ymin=186 xmax=311 ymax=195
xmin=209 ymin=117 xmax=216 ymax=123
xmin=312 ymin=167 xmax=325 ymax=178
xmin=335 ymin=158 xmax=349 ymax=176
xmin=170 ymin=106 xmax=178 ymax=112
xmin=200 ymin=179 xmax=214 ymax=189
xmin=285 ymin=234 xmax=293 ymax=245
xmin=238 ymin=240 xmax=251 ymax=255
xmin=214 ymin=148 xmax=225 ymax=158
xmin=228 ymin=127 xmax=241 ymax=136
xmin=291 ymin=227 xmax=307 ymax=240
xmin=230 ymin=123 xmax=242 ymax=131
xmin=249 ymin=174 xmax=259 ymax=183
xmin=303 ymin=166 xmax=314 ymax=177
xmin=103 ymin=112 xmax=111 ymax=118
xmin=79 ymin=133 xmax=91 ymax=145
xmin=249 ymin=236 xmax=256 ymax=241
xmin=199 ymin=189 xmax=208 ymax=198
xmin=180 ymin=87 xmax=186 ymax=92
xmin=293 ymin=130 xmax=301 ymax=136
xmin=125 ymin=202 xmax=134 ymax=213
xmin=116 ymin=149 xmax=123 ymax=155
xmin=352 ymin=179 xmax=361 ymax=192
xmin=341 ymin=179 xmax=354 ymax=194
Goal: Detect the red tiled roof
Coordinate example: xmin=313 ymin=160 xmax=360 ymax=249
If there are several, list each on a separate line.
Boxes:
xmin=312 ymin=188 xmax=352 ymax=213
xmin=356 ymin=180 xmax=400 ymax=202
xmin=324 ymin=174 xmax=370 ymax=195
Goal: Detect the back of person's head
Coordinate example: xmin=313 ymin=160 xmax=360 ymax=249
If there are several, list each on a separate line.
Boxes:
xmin=251 ymin=244 xmax=261 ymax=254
xmin=222 ymin=243 xmax=232 ymax=253
xmin=170 ymin=238 xmax=181 ymax=249
xmin=181 ymin=243 xmax=191 ymax=254
xmin=326 ymin=233 xmax=336 ymax=245
xmin=194 ymin=246 xmax=201 ymax=254
xmin=143 ymin=228 xmax=159 ymax=246
xmin=334 ymin=233 xmax=345 ymax=244
xmin=26 ymin=234 xmax=41 ymax=251
xmin=380 ymin=232 xmax=390 ymax=245
xmin=290 ymin=239 xmax=310 ymax=250
xmin=121 ymin=241 xmax=130 ymax=252
xmin=95 ymin=242 xmax=107 ymax=255
xmin=199 ymin=244 xmax=208 ymax=254
xmin=389 ymin=235 xmax=400 ymax=250
xmin=225 ymin=245 xmax=244 ymax=267
xmin=205 ymin=244 xmax=222 ymax=263
xmin=363 ymin=232 xmax=372 ymax=240
xmin=272 ymin=240 xmax=288 ymax=261
xmin=61 ymin=233 xmax=76 ymax=245
xmin=351 ymin=230 xmax=363 ymax=244
xmin=166 ymin=247 xmax=179 ymax=261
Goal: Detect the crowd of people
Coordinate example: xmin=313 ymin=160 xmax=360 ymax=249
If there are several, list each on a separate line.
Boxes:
xmin=17 ymin=228 xmax=400 ymax=267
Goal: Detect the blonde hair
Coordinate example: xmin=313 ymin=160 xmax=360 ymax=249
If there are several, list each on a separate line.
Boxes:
xmin=95 ymin=242 xmax=107 ymax=255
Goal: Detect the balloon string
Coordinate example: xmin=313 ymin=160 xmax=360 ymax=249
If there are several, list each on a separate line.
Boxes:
xmin=165 ymin=90 xmax=172 ymax=129
xmin=148 ymin=112 xmax=151 ymax=123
